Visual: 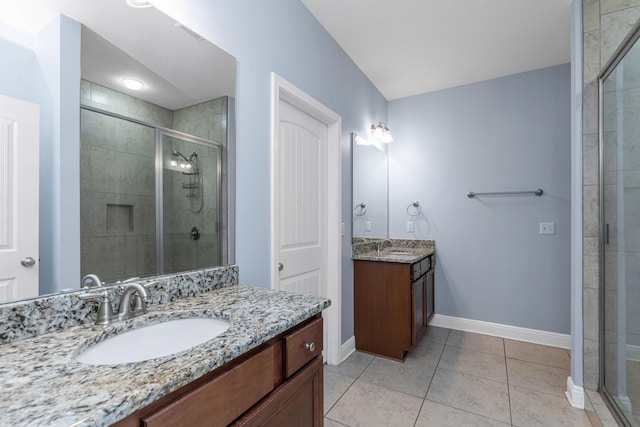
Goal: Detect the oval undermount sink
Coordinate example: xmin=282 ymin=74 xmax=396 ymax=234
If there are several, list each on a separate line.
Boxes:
xmin=74 ymin=318 xmax=231 ymax=365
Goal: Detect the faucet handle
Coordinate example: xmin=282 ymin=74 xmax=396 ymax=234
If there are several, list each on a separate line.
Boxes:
xmin=79 ymin=291 xmax=114 ymax=325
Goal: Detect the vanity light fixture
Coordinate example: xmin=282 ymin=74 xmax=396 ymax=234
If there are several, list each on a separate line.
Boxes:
xmin=354 ymin=134 xmax=371 ymax=146
xmin=370 ymin=122 xmax=393 ymax=143
xmin=122 ymin=78 xmax=144 ymax=91
xmin=126 ymin=0 xmax=153 ymax=8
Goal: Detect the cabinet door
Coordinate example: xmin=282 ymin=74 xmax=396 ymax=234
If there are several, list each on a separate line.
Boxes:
xmin=233 ymin=356 xmax=323 ymax=427
xmin=411 ymin=277 xmax=426 ymax=345
xmin=426 ymin=270 xmax=434 ymax=322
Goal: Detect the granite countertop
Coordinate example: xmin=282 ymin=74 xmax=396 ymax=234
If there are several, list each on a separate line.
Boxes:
xmin=352 ymin=239 xmax=435 ymax=264
xmin=0 ymin=284 xmax=330 ymax=427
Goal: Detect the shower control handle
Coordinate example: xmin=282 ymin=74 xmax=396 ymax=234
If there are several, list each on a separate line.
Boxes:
xmin=190 ymin=226 xmax=201 ymax=241
xmin=21 ymin=257 xmax=36 ymax=267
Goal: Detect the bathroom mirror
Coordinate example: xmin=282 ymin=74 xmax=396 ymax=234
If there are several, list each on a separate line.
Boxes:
xmin=352 ymin=133 xmax=389 ymax=238
xmin=0 ymin=1 xmax=236 ymax=303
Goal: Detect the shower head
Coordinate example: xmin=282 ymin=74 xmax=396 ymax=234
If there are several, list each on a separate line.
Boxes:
xmin=172 ymin=148 xmax=198 ymax=162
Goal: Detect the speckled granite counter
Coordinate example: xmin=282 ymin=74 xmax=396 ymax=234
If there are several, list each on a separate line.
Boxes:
xmin=352 ymin=238 xmax=434 ymax=264
xmin=0 ymin=283 xmax=330 ymax=426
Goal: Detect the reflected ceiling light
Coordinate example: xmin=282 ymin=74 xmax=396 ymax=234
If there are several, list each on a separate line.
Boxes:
xmin=122 ymin=78 xmax=144 ymax=91
xmin=126 ymin=0 xmax=153 ymax=8
xmin=354 ymin=134 xmax=371 ymax=146
xmin=370 ymin=122 xmax=393 ymax=143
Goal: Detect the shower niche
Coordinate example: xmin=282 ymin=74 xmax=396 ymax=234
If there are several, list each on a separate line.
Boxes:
xmin=80 ymin=80 xmax=228 ymax=283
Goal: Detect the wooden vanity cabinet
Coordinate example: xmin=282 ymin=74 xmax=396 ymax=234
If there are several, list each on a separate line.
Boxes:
xmin=112 ymin=315 xmax=323 ymax=427
xmin=354 ymin=254 xmax=434 ymax=361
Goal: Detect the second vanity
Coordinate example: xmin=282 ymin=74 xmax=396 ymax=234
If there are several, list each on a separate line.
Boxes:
xmin=0 ymin=266 xmax=330 ymax=426
xmin=352 ymin=239 xmax=435 ymax=361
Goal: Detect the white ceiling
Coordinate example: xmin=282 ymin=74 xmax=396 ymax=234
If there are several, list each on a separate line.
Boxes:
xmin=0 ymin=0 xmax=236 ymax=110
xmin=301 ymin=0 xmax=572 ymax=100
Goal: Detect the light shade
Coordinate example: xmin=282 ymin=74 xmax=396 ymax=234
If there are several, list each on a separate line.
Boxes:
xmin=370 ymin=122 xmax=393 ymax=143
xmin=122 ymin=78 xmax=144 ymax=91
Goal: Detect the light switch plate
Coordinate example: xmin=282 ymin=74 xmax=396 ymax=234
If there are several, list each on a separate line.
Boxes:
xmin=539 ymin=222 xmax=555 ymax=235
xmin=365 ymin=221 xmax=372 ymax=232
xmin=407 ymin=221 xmax=414 ymax=233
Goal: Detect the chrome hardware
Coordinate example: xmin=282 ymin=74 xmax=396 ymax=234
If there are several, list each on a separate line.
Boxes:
xmin=278 ymin=263 xmax=284 ymax=272
xmin=305 ymin=342 xmax=315 ymax=352
xmin=467 ymin=188 xmax=543 ymax=198
xmin=353 ymin=202 xmax=367 ymax=216
xmin=20 ymin=257 xmax=36 ymax=267
xmin=406 ymin=201 xmax=422 ymax=216
xmin=117 ymin=283 xmax=149 ymax=321
xmin=81 ymin=274 xmax=103 ymax=289
xmin=190 ymin=226 xmax=201 ymax=241
xmin=376 ymin=239 xmax=393 ymax=256
xmin=79 ymin=291 xmax=114 ymax=325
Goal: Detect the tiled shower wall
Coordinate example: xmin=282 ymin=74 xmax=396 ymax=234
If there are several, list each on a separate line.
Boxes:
xmin=582 ymin=0 xmax=640 ymax=391
xmin=80 ymin=80 xmax=228 ymax=281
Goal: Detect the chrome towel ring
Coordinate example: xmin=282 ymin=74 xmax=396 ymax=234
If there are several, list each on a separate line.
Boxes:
xmin=354 ymin=202 xmax=367 ymax=216
xmin=407 ymin=201 xmax=422 ymax=216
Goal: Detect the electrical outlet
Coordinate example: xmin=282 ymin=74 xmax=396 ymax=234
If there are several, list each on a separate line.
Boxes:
xmin=407 ymin=221 xmax=414 ymax=233
xmin=539 ymin=222 xmax=555 ymax=235
xmin=365 ymin=221 xmax=372 ymax=232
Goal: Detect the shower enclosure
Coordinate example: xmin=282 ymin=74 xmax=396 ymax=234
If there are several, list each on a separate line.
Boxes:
xmin=600 ymin=22 xmax=640 ymax=427
xmin=80 ymin=106 xmax=224 ymax=283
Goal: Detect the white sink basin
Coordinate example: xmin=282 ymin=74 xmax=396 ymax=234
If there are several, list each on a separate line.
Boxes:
xmin=75 ymin=318 xmax=231 ymax=365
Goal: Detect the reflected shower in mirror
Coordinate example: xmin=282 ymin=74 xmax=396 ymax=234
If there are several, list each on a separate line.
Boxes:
xmin=0 ymin=1 xmax=236 ymax=303
xmin=352 ymin=132 xmax=389 ymax=238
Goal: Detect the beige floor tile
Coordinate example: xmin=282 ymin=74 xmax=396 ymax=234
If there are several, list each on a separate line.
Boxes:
xmin=326 ymin=351 xmax=374 ymax=378
xmin=628 ymin=360 xmax=640 ymax=384
xmin=446 ymin=330 xmax=505 ymax=356
xmin=510 ymin=385 xmax=592 ymax=427
xmin=505 ymin=339 xmax=570 ymax=369
xmin=406 ymin=340 xmax=444 ymax=366
xmin=438 ymin=345 xmax=507 ymax=383
xmin=415 ymin=400 xmax=510 ymax=427
xmin=359 ymin=356 xmax=436 ymax=398
xmin=326 ymin=379 xmax=423 ymax=427
xmin=324 ymin=369 xmax=355 ymax=415
xmin=507 ymin=358 xmax=569 ymax=396
xmin=426 ymin=368 xmax=511 ymax=423
xmin=423 ymin=326 xmax=450 ymax=344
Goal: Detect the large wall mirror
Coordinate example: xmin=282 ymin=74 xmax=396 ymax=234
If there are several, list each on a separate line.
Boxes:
xmin=352 ymin=134 xmax=388 ymax=239
xmin=0 ymin=0 xmax=236 ymax=303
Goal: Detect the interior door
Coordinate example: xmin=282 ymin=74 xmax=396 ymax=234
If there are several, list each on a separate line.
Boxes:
xmin=275 ymin=99 xmax=328 ymax=347
xmin=0 ymin=94 xmax=39 ymax=302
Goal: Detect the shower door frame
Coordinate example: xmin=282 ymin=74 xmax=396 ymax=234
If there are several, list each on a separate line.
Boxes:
xmin=80 ymin=104 xmax=224 ymax=275
xmin=598 ymin=19 xmax=640 ymax=427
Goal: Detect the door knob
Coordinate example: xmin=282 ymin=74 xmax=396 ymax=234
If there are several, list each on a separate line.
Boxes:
xmin=21 ymin=257 xmax=36 ymax=267
xmin=278 ymin=263 xmax=284 ymax=272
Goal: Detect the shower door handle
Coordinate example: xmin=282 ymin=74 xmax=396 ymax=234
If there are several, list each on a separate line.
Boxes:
xmin=605 ymin=223 xmax=610 ymax=245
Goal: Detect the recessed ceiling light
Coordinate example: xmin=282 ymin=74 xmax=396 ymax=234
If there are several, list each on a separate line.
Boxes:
xmin=126 ymin=0 xmax=153 ymax=8
xmin=122 ymin=78 xmax=144 ymax=91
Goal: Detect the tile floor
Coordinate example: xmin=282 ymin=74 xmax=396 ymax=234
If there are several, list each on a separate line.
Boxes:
xmin=324 ymin=327 xmax=607 ymax=427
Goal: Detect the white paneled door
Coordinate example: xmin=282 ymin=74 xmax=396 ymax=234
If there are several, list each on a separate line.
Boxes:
xmin=276 ymin=99 xmax=327 ymax=299
xmin=0 ymin=95 xmax=39 ymax=302
xmin=272 ymin=74 xmax=342 ymax=365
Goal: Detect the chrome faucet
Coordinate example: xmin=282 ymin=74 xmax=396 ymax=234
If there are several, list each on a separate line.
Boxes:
xmin=117 ymin=283 xmax=149 ymax=321
xmin=81 ymin=273 xmax=103 ymax=288
xmin=377 ymin=239 xmax=393 ymax=256
xmin=79 ymin=283 xmax=151 ymax=325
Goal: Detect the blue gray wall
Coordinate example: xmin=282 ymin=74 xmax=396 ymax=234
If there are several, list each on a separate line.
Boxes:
xmin=152 ymin=0 xmax=388 ymax=342
xmin=388 ymin=64 xmax=571 ymax=334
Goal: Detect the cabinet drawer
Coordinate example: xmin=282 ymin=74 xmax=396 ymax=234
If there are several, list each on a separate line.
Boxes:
xmin=142 ymin=346 xmax=274 ymax=427
xmin=420 ymin=256 xmax=431 ymax=274
xmin=411 ymin=262 xmax=421 ymax=280
xmin=284 ymin=317 xmax=322 ymax=378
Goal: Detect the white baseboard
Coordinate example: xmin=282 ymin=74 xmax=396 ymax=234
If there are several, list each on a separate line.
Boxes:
xmin=628 ymin=344 xmax=640 ymax=362
xmin=430 ymin=314 xmax=571 ymax=349
xmin=565 ymin=376 xmax=585 ymax=409
xmin=333 ymin=335 xmax=355 ymax=366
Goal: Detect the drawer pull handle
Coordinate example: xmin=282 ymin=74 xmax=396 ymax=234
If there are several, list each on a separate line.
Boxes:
xmin=305 ymin=342 xmax=315 ymax=352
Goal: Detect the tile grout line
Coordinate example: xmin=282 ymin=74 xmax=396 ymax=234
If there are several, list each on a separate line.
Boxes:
xmin=412 ymin=330 xmax=451 ymax=426
xmin=324 ymin=354 xmax=376 ymax=420
xmin=504 ymin=338 xmax=514 ymax=426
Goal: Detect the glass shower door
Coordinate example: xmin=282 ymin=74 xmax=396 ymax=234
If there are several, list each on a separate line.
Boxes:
xmin=601 ymin=29 xmax=640 ymax=427
xmin=161 ymin=132 xmax=222 ymax=273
